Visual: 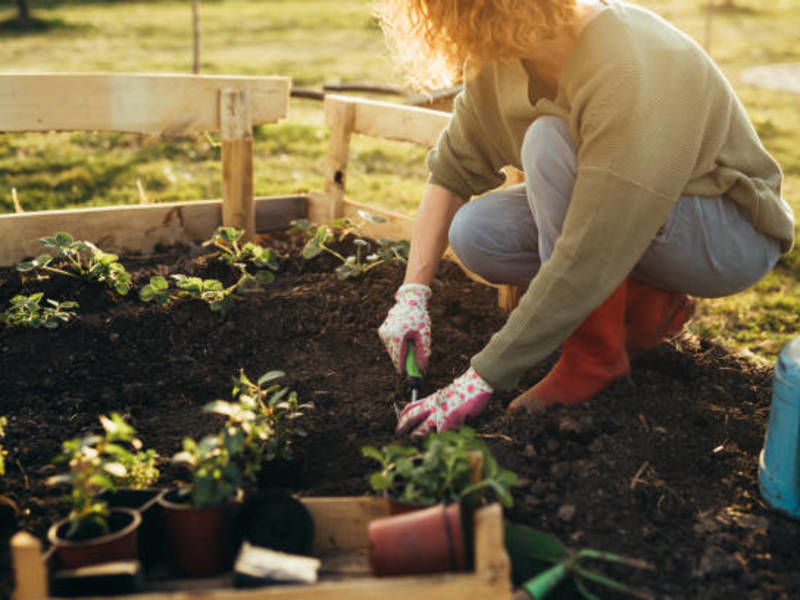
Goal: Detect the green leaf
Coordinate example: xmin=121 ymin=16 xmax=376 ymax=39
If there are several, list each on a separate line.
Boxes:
xmin=55 ymin=232 xmax=74 ymax=246
xmin=505 ymin=523 xmax=569 ymax=564
xmin=258 ymin=370 xmax=285 ymax=386
xmin=369 ymin=472 xmax=392 ymax=492
xmin=360 ymin=446 xmax=384 ymax=462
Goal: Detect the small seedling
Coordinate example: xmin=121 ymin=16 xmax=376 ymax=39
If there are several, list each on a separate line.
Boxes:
xmin=1 ymin=293 xmax=78 ymax=329
xmin=171 ymin=434 xmax=241 ymax=508
xmin=362 ymin=427 xmax=518 ymax=508
xmin=115 ymin=449 xmax=160 ymax=489
xmin=505 ymin=523 xmax=654 ymax=599
xmin=46 ymin=413 xmax=154 ymax=539
xmin=290 ymin=211 xmax=409 ymax=280
xmin=203 ymin=226 xmax=279 ymax=284
xmin=204 ymin=369 xmax=312 ymax=483
xmin=16 ymin=232 xmax=132 ymax=296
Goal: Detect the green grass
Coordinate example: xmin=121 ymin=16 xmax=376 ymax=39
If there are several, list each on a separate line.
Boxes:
xmin=1 ymin=0 xmax=799 ymax=360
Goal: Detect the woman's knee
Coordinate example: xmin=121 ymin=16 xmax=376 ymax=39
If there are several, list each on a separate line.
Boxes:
xmin=448 ymin=201 xmax=482 ymax=267
xmin=520 ymin=116 xmax=576 ymax=181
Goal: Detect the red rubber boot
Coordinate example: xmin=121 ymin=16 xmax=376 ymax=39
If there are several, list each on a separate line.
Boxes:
xmin=626 ymin=278 xmax=695 ymax=358
xmin=508 ymin=279 xmax=630 ymax=413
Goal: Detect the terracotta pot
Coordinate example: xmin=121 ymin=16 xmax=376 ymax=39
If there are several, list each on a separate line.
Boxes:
xmin=369 ymin=502 xmax=467 ymax=576
xmin=387 ymin=498 xmax=430 ymax=515
xmin=47 ymin=507 xmax=141 ymax=569
xmin=159 ymin=489 xmax=239 ymax=577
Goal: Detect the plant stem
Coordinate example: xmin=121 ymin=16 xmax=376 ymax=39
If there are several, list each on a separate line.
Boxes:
xmin=41 ymin=265 xmax=79 ymax=279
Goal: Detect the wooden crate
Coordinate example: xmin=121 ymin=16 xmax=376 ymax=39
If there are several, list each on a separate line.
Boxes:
xmin=11 ymin=497 xmax=512 ymax=600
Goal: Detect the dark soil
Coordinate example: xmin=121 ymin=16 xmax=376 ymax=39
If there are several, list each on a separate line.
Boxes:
xmin=1 ymin=231 xmax=798 ymax=599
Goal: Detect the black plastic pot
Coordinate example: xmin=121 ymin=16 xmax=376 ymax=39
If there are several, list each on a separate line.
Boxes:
xmin=159 ymin=489 xmax=240 ymax=577
xmin=99 ymin=488 xmax=165 ymax=571
xmin=48 ymin=507 xmax=141 ymax=569
xmin=256 ymin=455 xmax=308 ymax=490
xmin=233 ymin=488 xmax=314 ymax=556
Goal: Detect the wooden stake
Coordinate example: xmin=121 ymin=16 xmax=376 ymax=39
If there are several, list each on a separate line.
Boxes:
xmin=10 ymin=532 xmax=48 ymax=600
xmin=192 ymin=0 xmax=201 ymax=74
xmin=220 ymin=87 xmax=255 ymax=240
xmin=323 ymin=98 xmax=356 ymax=221
xmin=136 ymin=179 xmax=150 ymax=204
xmin=11 ymin=188 xmax=23 ymax=213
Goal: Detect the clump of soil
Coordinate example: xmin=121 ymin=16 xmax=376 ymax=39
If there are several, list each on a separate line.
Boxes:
xmin=1 ymin=231 xmax=798 ymax=598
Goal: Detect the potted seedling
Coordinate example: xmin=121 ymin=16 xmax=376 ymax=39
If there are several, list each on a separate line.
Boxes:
xmin=362 ymin=427 xmax=518 ymax=512
xmin=204 ymin=369 xmax=312 ymax=489
xmin=159 ymin=432 xmax=245 ymax=577
xmin=99 ymin=446 xmax=162 ymax=571
xmin=362 ymin=427 xmax=518 ymax=577
xmin=45 ymin=414 xmax=150 ymax=569
xmin=505 ymin=524 xmax=654 ymax=599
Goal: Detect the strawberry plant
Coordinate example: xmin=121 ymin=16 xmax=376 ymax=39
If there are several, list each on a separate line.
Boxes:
xmin=16 ymin=232 xmax=132 ymax=296
xmin=290 ymin=211 xmax=409 ymax=280
xmin=1 ymin=293 xmax=78 ymax=329
xmin=203 ymin=226 xmax=279 ymax=284
xmin=204 ymin=369 xmax=312 ymax=483
xmin=46 ymin=413 xmax=154 ymax=539
xmin=139 ymin=272 xmax=262 ymax=316
xmin=362 ymin=427 xmax=518 ymax=508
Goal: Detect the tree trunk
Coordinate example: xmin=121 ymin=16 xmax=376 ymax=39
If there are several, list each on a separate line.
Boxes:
xmin=16 ymin=0 xmax=31 ymax=21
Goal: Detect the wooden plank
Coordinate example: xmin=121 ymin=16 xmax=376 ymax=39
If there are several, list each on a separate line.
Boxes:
xmin=220 ymin=88 xmax=255 ymax=240
xmin=301 ymin=497 xmax=389 ymax=553
xmin=0 ymin=74 xmax=290 ymax=135
xmin=324 ymin=95 xmax=449 ymax=148
xmin=323 ymin=98 xmax=355 ymax=221
xmin=10 ymin=532 xmax=48 ymax=600
xmin=473 ymin=504 xmax=512 ymax=593
xmin=0 ymin=195 xmax=306 ymax=266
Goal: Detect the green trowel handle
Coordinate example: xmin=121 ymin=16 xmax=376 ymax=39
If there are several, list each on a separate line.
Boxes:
xmin=405 ymin=341 xmax=422 ymax=388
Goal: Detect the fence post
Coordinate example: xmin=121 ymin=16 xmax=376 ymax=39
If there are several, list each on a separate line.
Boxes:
xmin=220 ymin=87 xmax=255 ymax=240
xmin=323 ymin=97 xmax=356 ymax=221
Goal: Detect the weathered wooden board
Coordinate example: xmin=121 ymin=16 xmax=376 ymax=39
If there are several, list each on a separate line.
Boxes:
xmin=0 ymin=196 xmax=306 ymax=266
xmin=0 ymin=74 xmax=290 ymax=135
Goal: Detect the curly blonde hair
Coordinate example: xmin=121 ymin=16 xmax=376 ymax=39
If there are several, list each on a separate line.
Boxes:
xmin=374 ymin=0 xmax=578 ymax=90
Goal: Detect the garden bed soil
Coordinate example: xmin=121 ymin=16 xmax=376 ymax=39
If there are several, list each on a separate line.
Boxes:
xmin=1 ymin=231 xmax=798 ymax=599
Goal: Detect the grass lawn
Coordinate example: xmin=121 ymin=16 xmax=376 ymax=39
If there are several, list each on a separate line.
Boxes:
xmin=0 ymin=0 xmax=798 ymax=360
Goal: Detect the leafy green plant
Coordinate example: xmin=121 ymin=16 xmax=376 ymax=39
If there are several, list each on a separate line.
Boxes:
xmin=290 ymin=211 xmax=409 ymax=280
xmin=114 ymin=449 xmax=160 ymax=489
xmin=171 ymin=433 xmax=241 ymax=508
xmin=202 ymin=226 xmax=279 ymax=284
xmin=362 ymin=427 xmax=518 ymax=508
xmin=138 ymin=272 xmax=261 ymax=316
xmin=1 ymin=293 xmax=78 ymax=329
xmin=505 ymin=523 xmax=654 ymax=599
xmin=16 ymin=232 xmax=132 ymax=295
xmin=46 ymin=413 xmax=153 ymax=539
xmin=204 ymin=369 xmax=312 ymax=483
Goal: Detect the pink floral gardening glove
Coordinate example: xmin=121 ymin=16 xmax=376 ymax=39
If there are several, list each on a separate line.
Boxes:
xmin=396 ymin=367 xmax=493 ymax=437
xmin=378 ymin=283 xmax=432 ymax=373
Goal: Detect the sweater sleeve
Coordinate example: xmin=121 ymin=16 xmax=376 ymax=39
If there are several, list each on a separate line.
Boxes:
xmin=426 ymin=71 xmax=507 ymax=201
xmin=472 ymin=56 xmax=711 ymax=389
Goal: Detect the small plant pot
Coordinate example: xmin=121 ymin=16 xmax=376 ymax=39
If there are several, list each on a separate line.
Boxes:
xmin=47 ymin=507 xmax=141 ymax=570
xmin=369 ymin=502 xmax=467 ymax=577
xmin=386 ymin=497 xmax=430 ymax=516
xmin=99 ymin=488 xmax=165 ymax=571
xmin=159 ymin=489 xmax=240 ymax=577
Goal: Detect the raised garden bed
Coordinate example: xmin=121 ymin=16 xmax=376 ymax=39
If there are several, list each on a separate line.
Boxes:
xmin=1 ymin=226 xmax=800 ymax=598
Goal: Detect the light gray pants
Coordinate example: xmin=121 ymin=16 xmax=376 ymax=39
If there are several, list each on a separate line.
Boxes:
xmin=449 ymin=116 xmax=781 ymax=298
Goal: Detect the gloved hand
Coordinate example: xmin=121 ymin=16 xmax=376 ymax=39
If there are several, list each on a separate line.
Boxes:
xmin=378 ymin=283 xmax=432 ymax=373
xmin=396 ymin=367 xmax=493 ymax=436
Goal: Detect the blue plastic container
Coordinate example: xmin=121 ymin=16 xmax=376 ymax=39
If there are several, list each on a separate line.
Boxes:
xmin=759 ymin=336 xmax=800 ymax=518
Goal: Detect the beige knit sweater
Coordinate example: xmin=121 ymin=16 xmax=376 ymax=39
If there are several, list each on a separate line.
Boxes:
xmin=426 ymin=0 xmax=795 ymax=389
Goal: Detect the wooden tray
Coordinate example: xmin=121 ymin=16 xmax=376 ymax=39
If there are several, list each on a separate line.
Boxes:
xmin=11 ymin=496 xmax=512 ymax=600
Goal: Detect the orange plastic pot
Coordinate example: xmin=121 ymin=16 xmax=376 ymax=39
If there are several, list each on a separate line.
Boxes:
xmin=47 ymin=507 xmax=141 ymax=569
xmin=159 ymin=489 xmax=239 ymax=577
xmin=369 ymin=502 xmax=467 ymax=577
